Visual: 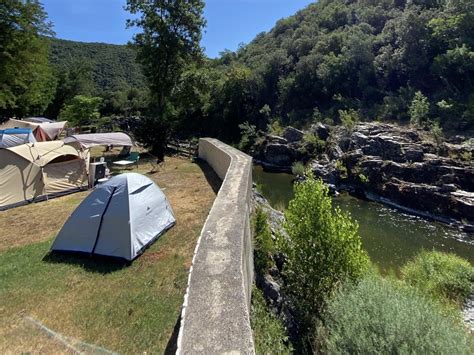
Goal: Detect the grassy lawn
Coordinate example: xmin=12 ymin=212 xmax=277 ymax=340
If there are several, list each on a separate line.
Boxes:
xmin=0 ymin=155 xmax=220 ymax=354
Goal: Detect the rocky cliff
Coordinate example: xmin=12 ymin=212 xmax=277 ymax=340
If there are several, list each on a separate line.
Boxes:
xmin=253 ymin=123 xmax=474 ymax=232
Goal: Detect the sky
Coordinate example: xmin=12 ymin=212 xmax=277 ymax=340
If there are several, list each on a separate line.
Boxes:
xmin=41 ymin=0 xmax=314 ymax=58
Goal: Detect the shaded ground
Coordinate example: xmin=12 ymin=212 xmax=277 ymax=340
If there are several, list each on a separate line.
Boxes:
xmin=0 ymin=156 xmax=220 ymax=354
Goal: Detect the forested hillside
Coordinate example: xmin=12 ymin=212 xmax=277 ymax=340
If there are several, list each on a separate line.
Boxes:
xmin=43 ymin=38 xmax=147 ymax=120
xmin=198 ymin=0 xmax=474 ymax=140
xmin=49 ymin=38 xmax=145 ymax=92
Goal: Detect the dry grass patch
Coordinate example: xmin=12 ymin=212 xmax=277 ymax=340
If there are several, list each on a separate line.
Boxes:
xmin=0 ymin=156 xmax=220 ymax=354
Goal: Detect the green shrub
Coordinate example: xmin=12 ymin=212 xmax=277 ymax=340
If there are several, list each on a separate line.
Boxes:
xmin=460 ymin=151 xmax=472 ymax=162
xmin=339 ymin=109 xmax=360 ymax=133
xmin=291 ymin=161 xmax=305 ymax=177
xmin=253 ymin=207 xmax=275 ymax=275
xmin=281 ymin=174 xmax=370 ymax=334
xmin=302 ymin=132 xmax=326 ymax=155
xmin=251 ymin=287 xmax=292 ymax=354
xmin=430 ymin=121 xmax=444 ymax=146
xmin=320 ymin=276 xmax=473 ymax=354
xmin=401 ymin=250 xmax=474 ymax=305
xmin=238 ymin=121 xmax=259 ymax=153
xmin=409 ymin=91 xmax=430 ymax=126
xmin=335 ymin=160 xmax=348 ymax=179
xmin=267 ymin=119 xmax=284 ymax=136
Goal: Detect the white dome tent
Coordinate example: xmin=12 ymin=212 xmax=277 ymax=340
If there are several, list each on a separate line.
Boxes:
xmin=51 ymin=173 xmax=176 ymax=261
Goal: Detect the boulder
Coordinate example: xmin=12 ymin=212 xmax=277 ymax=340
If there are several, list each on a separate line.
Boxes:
xmin=403 ymin=146 xmax=424 ymax=162
xmin=282 ymin=126 xmax=304 ymax=143
xmin=312 ymin=122 xmax=330 ymax=141
xmin=351 ymin=132 xmax=370 ymax=148
xmin=262 ymin=275 xmax=281 ymax=303
xmin=263 ymin=143 xmax=297 ymax=167
xmin=311 ymin=161 xmax=339 ymax=185
xmin=267 ymin=135 xmax=288 ymax=144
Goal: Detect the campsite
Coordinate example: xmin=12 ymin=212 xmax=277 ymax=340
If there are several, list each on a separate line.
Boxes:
xmin=2 ymin=0 xmax=474 ymax=353
xmin=0 ymin=151 xmax=220 ymax=353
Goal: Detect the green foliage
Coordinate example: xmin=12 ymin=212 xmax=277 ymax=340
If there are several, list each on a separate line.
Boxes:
xmin=339 ymin=109 xmax=360 ymax=133
xmin=253 ymin=208 xmax=274 ymax=275
xmin=401 ymin=250 xmax=474 ymax=305
xmin=358 ymin=173 xmax=369 ymax=184
xmin=320 ymin=275 xmax=473 ymax=354
xmin=59 ymin=95 xmax=102 ymax=128
xmin=460 ymin=151 xmax=472 ymax=162
xmin=251 ymin=287 xmax=292 ymax=355
xmin=189 ymin=0 xmax=474 ymax=141
xmin=49 ymin=38 xmax=145 ymax=93
xmin=291 ymin=161 xmax=305 ymax=177
xmin=238 ymin=122 xmax=259 ymax=153
xmin=125 ymin=0 xmax=206 ymax=154
xmin=281 ymin=174 xmax=370 ymax=335
xmin=335 ymin=160 xmax=348 ymax=179
xmin=430 ymin=121 xmax=444 ymax=146
xmin=302 ymin=132 xmax=326 ymax=155
xmin=409 ymin=91 xmax=430 ymax=126
xmin=0 ymin=0 xmax=55 ymax=117
xmin=267 ymin=119 xmax=284 ymax=136
xmin=126 ymin=0 xmax=205 ymax=114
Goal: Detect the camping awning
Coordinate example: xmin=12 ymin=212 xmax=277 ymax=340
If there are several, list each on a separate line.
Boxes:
xmin=64 ymin=132 xmax=134 ymax=149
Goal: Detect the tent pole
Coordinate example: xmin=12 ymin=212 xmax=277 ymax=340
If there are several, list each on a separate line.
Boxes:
xmin=91 ymin=186 xmax=117 ymax=255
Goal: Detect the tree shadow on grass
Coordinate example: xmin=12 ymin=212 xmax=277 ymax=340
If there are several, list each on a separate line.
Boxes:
xmin=194 ymin=158 xmax=222 ymax=195
xmin=43 ymin=251 xmax=130 ymax=274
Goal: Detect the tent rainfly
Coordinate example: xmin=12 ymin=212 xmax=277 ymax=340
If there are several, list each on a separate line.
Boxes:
xmin=0 ymin=128 xmax=36 ymax=148
xmin=24 ymin=117 xmax=54 ymax=123
xmin=0 ymin=141 xmax=88 ymax=210
xmin=0 ymin=118 xmax=67 ymax=141
xmin=0 ymin=118 xmax=49 ymax=141
xmin=51 ymin=173 xmax=176 ymax=261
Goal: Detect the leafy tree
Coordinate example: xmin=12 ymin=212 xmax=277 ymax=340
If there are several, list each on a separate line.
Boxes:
xmin=197 ymin=0 xmax=474 ymax=139
xmin=126 ymin=0 xmax=206 ymax=157
xmin=0 ymin=0 xmax=55 ymax=118
xmin=59 ymin=95 xmax=102 ymax=128
xmin=281 ymin=173 xmax=369 ymax=343
xmin=409 ymin=91 xmax=430 ymax=126
xmin=45 ymin=60 xmax=94 ymax=119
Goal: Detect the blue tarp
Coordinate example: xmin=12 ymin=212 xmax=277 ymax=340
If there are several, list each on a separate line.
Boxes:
xmin=0 ymin=128 xmax=33 ymax=135
xmin=0 ymin=128 xmax=36 ymax=148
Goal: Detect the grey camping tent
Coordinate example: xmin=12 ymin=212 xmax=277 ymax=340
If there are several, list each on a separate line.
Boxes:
xmin=51 ymin=173 xmax=176 ymax=260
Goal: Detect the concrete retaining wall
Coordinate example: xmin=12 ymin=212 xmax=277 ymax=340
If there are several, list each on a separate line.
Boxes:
xmin=177 ymin=138 xmax=255 ymax=354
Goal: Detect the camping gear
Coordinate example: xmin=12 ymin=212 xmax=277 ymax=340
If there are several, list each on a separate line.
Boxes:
xmin=89 ymin=162 xmax=107 ymax=187
xmin=64 ymin=132 xmax=133 ymax=149
xmin=0 ymin=118 xmax=49 ymax=141
xmin=113 ymin=152 xmax=140 ymax=169
xmin=24 ymin=117 xmax=54 ymax=123
xmin=0 ymin=141 xmax=88 ymax=210
xmin=38 ymin=121 xmax=68 ymax=140
xmin=0 ymin=118 xmax=67 ymax=141
xmin=51 ymin=173 xmax=176 ymax=261
xmin=0 ymin=128 xmax=36 ymax=148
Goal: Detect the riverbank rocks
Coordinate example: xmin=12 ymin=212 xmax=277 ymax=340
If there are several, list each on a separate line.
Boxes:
xmin=282 ymin=126 xmax=304 ymax=143
xmin=253 ymin=121 xmax=474 ymax=229
xmin=311 ymin=122 xmax=330 ymax=141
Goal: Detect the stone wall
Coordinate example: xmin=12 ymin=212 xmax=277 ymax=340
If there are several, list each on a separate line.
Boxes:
xmin=176 ymin=138 xmax=255 ymax=354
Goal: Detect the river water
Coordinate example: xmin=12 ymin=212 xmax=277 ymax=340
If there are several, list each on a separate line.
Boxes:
xmin=253 ymin=165 xmax=474 ymax=273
